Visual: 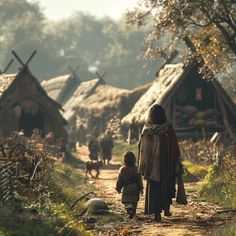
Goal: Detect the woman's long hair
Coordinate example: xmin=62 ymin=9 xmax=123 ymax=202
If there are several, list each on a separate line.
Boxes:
xmin=147 ymin=104 xmax=167 ymax=125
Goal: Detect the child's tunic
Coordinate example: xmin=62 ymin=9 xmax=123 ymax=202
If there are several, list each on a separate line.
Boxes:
xmin=116 ymin=166 xmax=143 ymax=203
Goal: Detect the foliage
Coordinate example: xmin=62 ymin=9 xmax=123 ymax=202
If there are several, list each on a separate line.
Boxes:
xmin=126 ymin=0 xmax=236 ymax=76
xmin=208 ymin=222 xmax=236 ymax=236
xmin=0 ymin=162 xmax=93 ymax=236
xmin=0 ymin=0 xmax=158 ymax=89
xmin=199 ymin=164 xmax=236 ymax=208
xmin=182 ymin=160 xmax=209 ymax=182
xmin=0 ymin=204 xmax=63 ymax=236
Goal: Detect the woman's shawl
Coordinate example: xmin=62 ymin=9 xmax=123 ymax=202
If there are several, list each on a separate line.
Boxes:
xmin=138 ymin=122 xmax=180 ymax=181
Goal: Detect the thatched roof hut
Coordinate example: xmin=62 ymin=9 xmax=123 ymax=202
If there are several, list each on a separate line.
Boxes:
xmin=71 ymin=79 xmax=151 ymax=138
xmin=122 ymin=62 xmax=236 ymax=141
xmin=0 ymin=66 xmax=67 ymax=140
xmin=41 ymin=73 xmax=80 ymax=105
xmin=63 ymin=78 xmax=104 ymax=125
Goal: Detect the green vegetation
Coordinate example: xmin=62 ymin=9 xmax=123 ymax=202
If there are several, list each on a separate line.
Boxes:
xmin=182 ymin=160 xmax=209 ymax=182
xmin=0 ymin=0 xmax=159 ymax=89
xmin=127 ymin=1 xmax=236 ymax=76
xmin=208 ymin=223 xmax=236 ymax=236
xmin=0 ymin=161 xmax=93 ymax=236
xmin=199 ymin=165 xmax=236 ymax=209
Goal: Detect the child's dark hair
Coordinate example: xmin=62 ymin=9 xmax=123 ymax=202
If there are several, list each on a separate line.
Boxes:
xmin=122 ymin=151 xmax=136 ymax=166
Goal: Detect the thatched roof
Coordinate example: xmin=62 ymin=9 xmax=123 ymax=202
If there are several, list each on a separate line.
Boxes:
xmin=72 ymin=78 xmax=152 ymax=118
xmin=0 ymin=74 xmax=16 ymax=97
xmin=41 ymin=73 xmax=80 ymax=105
xmin=74 ymin=84 xmax=129 ymax=114
xmin=63 ymin=78 xmax=104 ymax=122
xmin=41 ymin=74 xmax=71 ymax=101
xmin=122 ymin=63 xmax=184 ymax=124
xmin=0 ymin=66 xmax=67 ymax=139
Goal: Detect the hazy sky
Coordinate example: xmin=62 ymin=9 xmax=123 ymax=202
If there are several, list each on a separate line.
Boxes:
xmin=30 ymin=0 xmax=137 ymax=20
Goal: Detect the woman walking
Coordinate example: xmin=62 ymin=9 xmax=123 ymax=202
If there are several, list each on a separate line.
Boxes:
xmin=138 ymin=104 xmax=181 ymax=222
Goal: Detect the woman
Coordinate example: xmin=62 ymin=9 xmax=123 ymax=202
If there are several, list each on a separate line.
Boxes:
xmin=138 ymin=104 xmax=181 ymax=222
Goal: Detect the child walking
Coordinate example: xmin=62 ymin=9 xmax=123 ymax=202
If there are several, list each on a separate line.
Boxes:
xmin=116 ymin=151 xmax=143 ymax=219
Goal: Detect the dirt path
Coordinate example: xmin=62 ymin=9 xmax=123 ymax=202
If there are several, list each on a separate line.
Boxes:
xmin=77 ymin=146 xmax=234 ymax=236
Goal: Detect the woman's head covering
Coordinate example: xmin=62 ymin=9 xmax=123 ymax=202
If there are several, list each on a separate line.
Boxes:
xmin=147 ymin=104 xmax=167 ymax=125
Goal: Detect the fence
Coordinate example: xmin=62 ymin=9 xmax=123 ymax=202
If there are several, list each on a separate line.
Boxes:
xmin=0 ymin=161 xmax=14 ymax=202
xmin=179 ymin=140 xmax=217 ymax=164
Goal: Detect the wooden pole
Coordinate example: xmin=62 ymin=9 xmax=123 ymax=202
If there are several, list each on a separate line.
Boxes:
xmin=128 ymin=126 xmax=132 ymax=145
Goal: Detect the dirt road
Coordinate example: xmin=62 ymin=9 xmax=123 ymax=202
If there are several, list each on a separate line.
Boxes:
xmin=77 ymin=146 xmax=234 ymax=236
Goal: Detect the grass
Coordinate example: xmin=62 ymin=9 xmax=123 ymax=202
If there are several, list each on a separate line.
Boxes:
xmin=182 ymin=160 xmax=209 ymax=182
xmin=0 ymin=158 xmax=94 ymax=236
xmin=199 ymin=164 xmax=236 ymax=209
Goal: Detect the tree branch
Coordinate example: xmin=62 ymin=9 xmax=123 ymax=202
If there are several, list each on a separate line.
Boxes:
xmin=136 ymin=0 xmax=157 ymax=20
xmin=188 ymin=17 xmax=213 ymax=27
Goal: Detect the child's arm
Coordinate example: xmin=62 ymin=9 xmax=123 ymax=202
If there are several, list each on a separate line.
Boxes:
xmin=137 ymin=174 xmax=144 ymax=194
xmin=115 ymin=170 xmax=123 ymax=194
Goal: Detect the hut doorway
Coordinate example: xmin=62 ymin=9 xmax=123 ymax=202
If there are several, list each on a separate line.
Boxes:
xmin=19 ymin=111 xmax=44 ymax=137
xmin=14 ymin=99 xmax=44 ymax=137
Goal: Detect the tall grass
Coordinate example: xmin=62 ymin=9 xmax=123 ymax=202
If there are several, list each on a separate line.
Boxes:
xmin=199 ymin=165 xmax=236 ymax=208
xmin=0 ymin=161 xmax=93 ymax=236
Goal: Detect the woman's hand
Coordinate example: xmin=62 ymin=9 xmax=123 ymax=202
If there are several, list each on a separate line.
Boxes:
xmin=176 ymin=162 xmax=184 ymax=176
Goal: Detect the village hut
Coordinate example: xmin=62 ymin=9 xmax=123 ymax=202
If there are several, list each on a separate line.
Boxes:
xmin=41 ymin=68 xmax=81 ymax=105
xmin=63 ymin=77 xmax=104 ymax=127
xmin=70 ymin=78 xmax=151 ymax=139
xmin=0 ymin=66 xmax=67 ymax=140
xmin=122 ymin=61 xmax=236 ymax=141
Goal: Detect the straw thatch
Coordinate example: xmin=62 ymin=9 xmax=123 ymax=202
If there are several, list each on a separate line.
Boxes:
xmin=69 ymin=79 xmax=151 ymax=138
xmin=41 ymin=73 xmax=80 ymax=105
xmin=63 ymin=78 xmax=104 ymax=124
xmin=0 ymin=74 xmax=16 ymax=97
xmin=0 ymin=66 xmax=67 ymax=140
xmin=122 ymin=63 xmax=184 ymax=124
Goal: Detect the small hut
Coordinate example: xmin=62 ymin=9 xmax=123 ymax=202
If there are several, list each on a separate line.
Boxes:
xmin=122 ymin=61 xmax=236 ymax=141
xmin=71 ymin=78 xmax=151 ymax=139
xmin=0 ymin=66 xmax=67 ymax=140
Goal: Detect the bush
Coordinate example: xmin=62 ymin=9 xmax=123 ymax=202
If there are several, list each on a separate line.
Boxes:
xmin=0 ymin=162 xmax=93 ymax=236
xmin=182 ymin=160 xmax=209 ymax=182
xmin=199 ymin=165 xmax=236 ymax=208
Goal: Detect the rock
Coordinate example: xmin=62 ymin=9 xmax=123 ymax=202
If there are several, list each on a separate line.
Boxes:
xmin=85 ymin=198 xmax=109 ymax=215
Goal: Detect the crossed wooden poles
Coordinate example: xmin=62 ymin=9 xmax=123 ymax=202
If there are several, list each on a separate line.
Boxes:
xmin=0 ymin=50 xmax=37 ymax=75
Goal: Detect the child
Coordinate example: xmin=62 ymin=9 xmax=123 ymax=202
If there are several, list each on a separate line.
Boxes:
xmin=116 ymin=151 xmax=143 ymax=219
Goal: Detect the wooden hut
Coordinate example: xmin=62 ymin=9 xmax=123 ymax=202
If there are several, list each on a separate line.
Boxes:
xmin=122 ymin=62 xmax=236 ymax=141
xmin=0 ymin=66 xmax=67 ymax=140
xmin=60 ymin=70 xmax=150 ymax=139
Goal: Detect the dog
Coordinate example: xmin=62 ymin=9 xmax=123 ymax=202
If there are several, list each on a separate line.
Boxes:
xmin=85 ymin=160 xmax=103 ymax=178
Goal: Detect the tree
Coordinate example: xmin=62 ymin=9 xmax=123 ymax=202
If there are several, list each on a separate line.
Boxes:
xmin=0 ymin=1 xmax=157 ymax=88
xmin=127 ymin=0 xmax=236 ymax=75
xmin=0 ymin=0 xmax=48 ymax=77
